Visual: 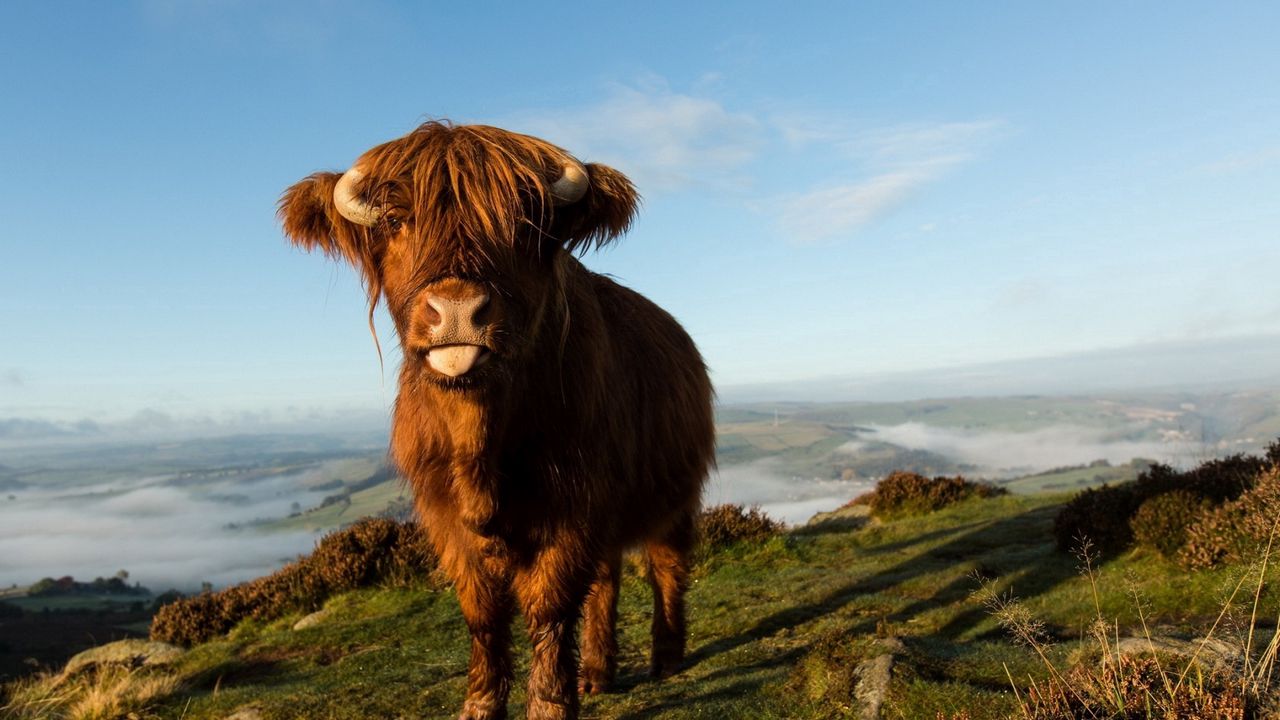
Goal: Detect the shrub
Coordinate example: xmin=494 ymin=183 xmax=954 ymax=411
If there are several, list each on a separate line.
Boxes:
xmin=151 ymin=518 xmax=436 ymax=647
xmin=1180 ymin=466 xmax=1280 ymax=569
xmin=149 ymin=589 xmax=185 ymax=613
xmin=1129 ymin=490 xmax=1210 ymax=559
xmin=1022 ymin=654 xmax=1250 ymax=719
xmin=1054 ymin=443 xmax=1276 ymax=556
xmin=308 ymin=516 xmax=433 ymax=589
xmin=864 ymin=471 xmax=1006 ymax=519
xmin=1135 ymin=454 xmax=1267 ymax=503
xmin=698 ymin=504 xmax=783 ymax=550
xmin=26 ymin=578 xmax=58 ymax=597
xmin=1052 ymin=483 xmax=1141 ymax=555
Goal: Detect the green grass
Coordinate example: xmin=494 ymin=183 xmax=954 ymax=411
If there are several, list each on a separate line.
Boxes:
xmin=7 ymin=593 xmax=153 ymax=612
xmin=1000 ymin=462 xmax=1142 ymax=494
xmin=20 ymin=491 xmax=1272 ymax=719
xmin=714 ymin=418 xmax=838 ymax=466
xmin=265 ymin=478 xmax=411 ymax=532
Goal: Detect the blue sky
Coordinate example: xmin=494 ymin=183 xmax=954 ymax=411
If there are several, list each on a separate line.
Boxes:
xmin=2 ymin=1 xmax=1278 ymax=427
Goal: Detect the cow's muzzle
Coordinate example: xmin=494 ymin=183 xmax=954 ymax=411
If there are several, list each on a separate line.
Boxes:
xmin=417 ymin=286 xmax=493 ymax=378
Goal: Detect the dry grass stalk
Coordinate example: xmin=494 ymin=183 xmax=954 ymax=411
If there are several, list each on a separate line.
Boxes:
xmin=979 ymin=535 xmax=1278 ymax=718
xmin=1 ymin=664 xmax=180 ymax=720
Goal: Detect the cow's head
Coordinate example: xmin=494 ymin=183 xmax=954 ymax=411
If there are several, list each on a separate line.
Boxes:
xmin=279 ymin=122 xmax=638 ymax=389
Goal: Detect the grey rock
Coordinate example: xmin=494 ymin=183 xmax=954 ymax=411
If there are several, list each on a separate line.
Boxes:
xmin=62 ymin=639 xmax=184 ymax=677
xmin=293 ymin=609 xmax=329 ymax=631
xmin=855 ymin=636 xmax=904 ymax=720
xmin=803 ymin=503 xmax=873 ymax=534
xmin=1114 ymin=635 xmax=1242 ymax=670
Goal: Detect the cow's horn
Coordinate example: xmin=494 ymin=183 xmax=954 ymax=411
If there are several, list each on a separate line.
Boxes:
xmin=549 ymin=159 xmax=589 ymax=206
xmin=333 ymin=167 xmax=383 ymax=227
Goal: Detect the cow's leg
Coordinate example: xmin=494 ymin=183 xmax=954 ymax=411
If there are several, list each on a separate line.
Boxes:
xmin=645 ymin=512 xmax=695 ymax=679
xmin=456 ymin=570 xmax=515 ymax=720
xmin=514 ymin=545 xmax=591 ymax=720
xmin=578 ymin=550 xmax=622 ymax=695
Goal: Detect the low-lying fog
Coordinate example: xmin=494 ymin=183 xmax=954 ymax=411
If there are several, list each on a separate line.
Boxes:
xmin=707 ymin=459 xmax=870 ymax=526
xmin=3 ymin=460 xmax=848 ymax=592
xmin=0 ymin=421 xmax=1207 ymax=591
xmin=848 ymin=422 xmax=1196 ymax=476
xmin=1 ymin=469 xmax=324 ymax=592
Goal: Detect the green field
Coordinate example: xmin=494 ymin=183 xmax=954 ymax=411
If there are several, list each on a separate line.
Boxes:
xmin=5 ymin=594 xmax=153 ymax=613
xmin=266 ymin=477 xmax=411 ymax=532
xmin=998 ymin=461 xmax=1144 ymax=494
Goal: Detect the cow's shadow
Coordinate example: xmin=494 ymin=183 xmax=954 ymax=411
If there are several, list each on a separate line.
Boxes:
xmin=607 ymin=501 xmax=1079 ymax=717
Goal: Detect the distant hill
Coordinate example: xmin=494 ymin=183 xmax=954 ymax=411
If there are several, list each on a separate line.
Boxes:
xmin=721 ymin=333 xmax=1280 ymax=403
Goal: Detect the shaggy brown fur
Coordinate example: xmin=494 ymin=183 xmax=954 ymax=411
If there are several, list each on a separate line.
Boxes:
xmin=279 ymin=121 xmax=715 ymax=720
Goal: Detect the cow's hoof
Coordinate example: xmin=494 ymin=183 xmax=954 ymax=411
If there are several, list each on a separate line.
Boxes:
xmin=577 ymin=666 xmax=613 ymax=695
xmin=650 ymin=655 xmax=683 ymax=680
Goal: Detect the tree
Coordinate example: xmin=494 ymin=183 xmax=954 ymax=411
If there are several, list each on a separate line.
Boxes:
xmin=28 ymin=577 xmax=57 ymax=596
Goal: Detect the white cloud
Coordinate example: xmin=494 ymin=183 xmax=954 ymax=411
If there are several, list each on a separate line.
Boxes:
xmin=777 ymin=168 xmax=935 ymax=243
xmin=508 ymin=80 xmax=763 ymax=192
xmin=836 ymin=120 xmax=1001 ymax=166
xmin=777 ymin=119 xmax=1003 ymax=242
xmin=509 ymin=79 xmax=1002 ymax=243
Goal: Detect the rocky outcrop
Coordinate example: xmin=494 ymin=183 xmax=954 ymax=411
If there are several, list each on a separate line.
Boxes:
xmin=61 ymin=639 xmax=185 ymax=677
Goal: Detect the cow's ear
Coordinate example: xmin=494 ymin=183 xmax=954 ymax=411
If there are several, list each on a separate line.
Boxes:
xmin=279 ymin=172 xmax=345 ymax=255
xmin=560 ymin=163 xmax=640 ymax=254
xmin=278 ymin=172 xmax=383 ymax=298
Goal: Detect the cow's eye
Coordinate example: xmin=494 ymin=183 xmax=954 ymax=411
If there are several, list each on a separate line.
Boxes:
xmin=384 ymin=214 xmax=405 ymax=232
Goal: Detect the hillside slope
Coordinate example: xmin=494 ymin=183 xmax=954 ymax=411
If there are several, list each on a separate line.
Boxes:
xmin=10 ymin=491 xmax=1274 ymax=719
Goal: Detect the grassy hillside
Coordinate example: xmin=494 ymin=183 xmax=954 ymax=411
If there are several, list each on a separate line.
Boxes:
xmin=264 ymin=473 xmax=410 ymax=533
xmin=997 ymin=460 xmax=1144 ymax=494
xmin=10 ymin=491 xmax=1276 ymax=719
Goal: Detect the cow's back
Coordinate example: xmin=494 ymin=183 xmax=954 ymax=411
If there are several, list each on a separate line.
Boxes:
xmin=587 ymin=271 xmax=715 ymax=540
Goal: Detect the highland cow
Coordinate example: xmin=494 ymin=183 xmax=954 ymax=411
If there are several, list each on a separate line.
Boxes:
xmin=278 ymin=121 xmax=715 ymax=720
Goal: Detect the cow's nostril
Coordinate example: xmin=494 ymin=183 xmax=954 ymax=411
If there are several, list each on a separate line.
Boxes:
xmin=424 ymin=299 xmax=444 ymax=327
xmin=470 ymin=293 xmax=491 ymax=323
xmin=424 ymin=290 xmax=491 ymax=333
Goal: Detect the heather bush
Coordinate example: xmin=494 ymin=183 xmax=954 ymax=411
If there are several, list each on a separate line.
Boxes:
xmin=1020 ymin=654 xmax=1250 ymax=719
xmin=1052 ymin=483 xmax=1141 ymax=555
xmin=1135 ymin=453 xmax=1267 ymax=503
xmin=151 ymin=518 xmax=436 ymax=647
xmin=1180 ymin=466 xmax=1280 ymax=569
xmin=1054 ymin=443 xmax=1276 ymax=556
xmin=864 ymin=470 xmax=1006 ymax=519
xmin=1129 ymin=489 xmax=1210 ymax=559
xmin=698 ymin=504 xmax=783 ymax=550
